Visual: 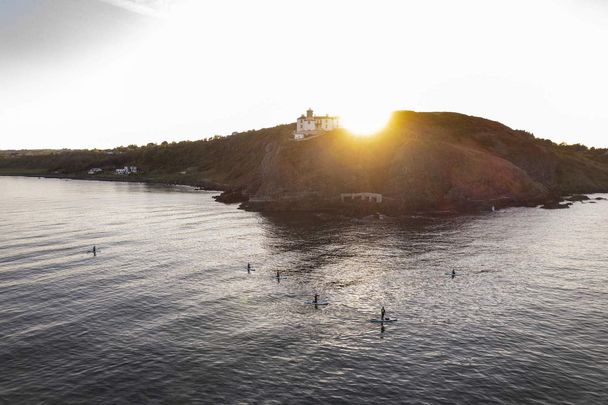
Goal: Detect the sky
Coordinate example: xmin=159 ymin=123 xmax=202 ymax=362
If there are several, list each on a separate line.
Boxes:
xmin=1 ymin=0 xmax=607 ymax=149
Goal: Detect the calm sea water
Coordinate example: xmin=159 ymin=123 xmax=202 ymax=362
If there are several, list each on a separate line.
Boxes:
xmin=1 ymin=176 xmax=607 ymax=404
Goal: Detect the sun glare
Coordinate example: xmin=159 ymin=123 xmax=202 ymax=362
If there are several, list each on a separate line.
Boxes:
xmin=342 ymin=109 xmax=391 ymax=136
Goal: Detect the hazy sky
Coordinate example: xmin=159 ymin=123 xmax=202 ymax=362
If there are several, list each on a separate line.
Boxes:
xmin=1 ymin=0 xmax=607 ymax=149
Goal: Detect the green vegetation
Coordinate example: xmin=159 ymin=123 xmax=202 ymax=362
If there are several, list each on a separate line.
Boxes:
xmin=0 ymin=124 xmax=295 ymax=187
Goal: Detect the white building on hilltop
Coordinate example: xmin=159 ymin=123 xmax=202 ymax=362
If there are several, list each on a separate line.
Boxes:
xmin=294 ymin=108 xmax=340 ymax=140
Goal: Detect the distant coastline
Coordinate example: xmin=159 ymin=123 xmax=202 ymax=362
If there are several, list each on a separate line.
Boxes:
xmin=0 ymin=171 xmax=225 ymax=191
xmin=2 ymin=111 xmax=608 ymax=216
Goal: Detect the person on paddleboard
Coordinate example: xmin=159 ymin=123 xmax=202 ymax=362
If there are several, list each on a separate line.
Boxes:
xmin=93 ymin=245 xmax=96 ymax=256
xmin=381 ymin=306 xmax=386 ymax=320
xmin=314 ymin=293 xmax=319 ymax=304
xmin=247 ymin=263 xmax=251 ymax=273
xmin=277 ymin=270 xmax=280 ymax=278
xmin=451 ymin=269 xmax=456 ymax=278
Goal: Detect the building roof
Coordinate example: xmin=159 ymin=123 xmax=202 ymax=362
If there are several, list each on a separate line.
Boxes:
xmin=297 ymin=115 xmax=340 ymax=120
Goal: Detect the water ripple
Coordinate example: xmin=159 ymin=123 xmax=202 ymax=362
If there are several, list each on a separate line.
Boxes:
xmin=0 ymin=177 xmax=607 ymax=404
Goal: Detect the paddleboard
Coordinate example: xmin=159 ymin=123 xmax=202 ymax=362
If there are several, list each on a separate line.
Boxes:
xmin=369 ymin=318 xmax=398 ymax=323
xmin=305 ymin=301 xmax=329 ymax=306
xmin=273 ymin=276 xmax=288 ymax=280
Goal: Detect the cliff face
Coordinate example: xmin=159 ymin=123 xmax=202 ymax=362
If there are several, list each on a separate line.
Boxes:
xmin=242 ymin=111 xmax=608 ymax=213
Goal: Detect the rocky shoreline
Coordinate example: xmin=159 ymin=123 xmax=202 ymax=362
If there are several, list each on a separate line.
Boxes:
xmin=0 ymin=172 xmax=226 ymax=191
xmin=4 ymin=173 xmax=606 ymax=218
xmin=211 ymin=188 xmax=606 ymax=217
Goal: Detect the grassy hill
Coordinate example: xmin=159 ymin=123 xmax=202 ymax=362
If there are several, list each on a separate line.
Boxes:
xmin=242 ymin=111 xmax=608 ymax=213
xmin=0 ymin=125 xmax=294 ymax=188
xmin=2 ymin=111 xmax=608 ymax=214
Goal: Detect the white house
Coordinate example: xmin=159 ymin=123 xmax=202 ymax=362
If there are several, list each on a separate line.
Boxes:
xmin=88 ymin=168 xmax=103 ymax=175
xmin=115 ymin=166 xmax=138 ymax=175
xmin=294 ymin=108 xmax=340 ymax=140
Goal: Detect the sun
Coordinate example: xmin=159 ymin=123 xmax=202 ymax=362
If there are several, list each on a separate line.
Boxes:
xmin=341 ymin=109 xmax=391 ymax=136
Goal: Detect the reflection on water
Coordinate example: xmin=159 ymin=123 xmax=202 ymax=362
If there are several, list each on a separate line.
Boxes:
xmin=1 ymin=176 xmax=607 ymax=403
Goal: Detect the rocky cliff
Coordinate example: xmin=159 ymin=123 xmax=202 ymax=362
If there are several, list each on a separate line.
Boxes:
xmin=239 ymin=111 xmax=608 ymax=213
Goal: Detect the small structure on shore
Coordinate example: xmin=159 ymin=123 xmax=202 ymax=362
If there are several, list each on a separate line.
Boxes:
xmin=341 ymin=192 xmax=383 ymax=203
xmin=87 ymin=168 xmax=103 ymax=175
xmin=115 ymin=166 xmax=138 ymax=175
xmin=294 ymin=108 xmax=340 ymax=140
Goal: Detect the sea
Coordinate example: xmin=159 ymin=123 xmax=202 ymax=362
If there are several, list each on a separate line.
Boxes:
xmin=0 ymin=176 xmax=607 ymax=404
